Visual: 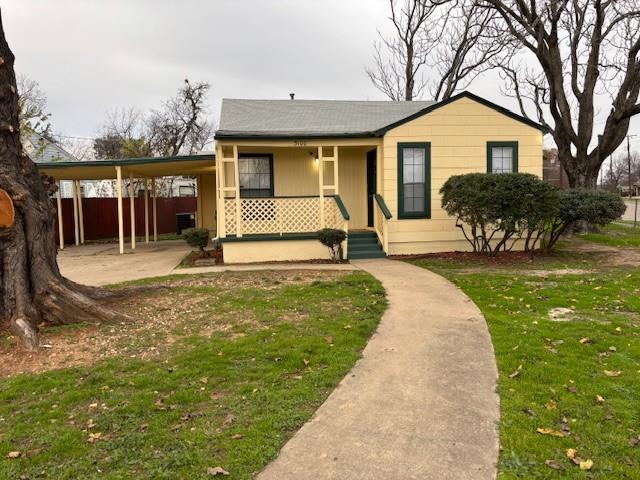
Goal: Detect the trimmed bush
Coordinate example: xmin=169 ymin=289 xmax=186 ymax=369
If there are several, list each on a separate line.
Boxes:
xmin=318 ymin=228 xmax=347 ymax=262
xmin=440 ymin=173 xmax=556 ymax=254
xmin=440 ymin=173 xmax=624 ymax=256
xmin=182 ymin=228 xmax=210 ymax=252
xmin=543 ymin=189 xmax=626 ymax=251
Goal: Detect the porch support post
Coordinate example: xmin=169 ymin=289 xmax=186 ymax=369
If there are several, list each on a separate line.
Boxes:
xmin=144 ymin=177 xmax=149 ymax=243
xmin=195 ymin=175 xmax=202 ymax=228
xmin=232 ymin=144 xmax=242 ymax=237
xmin=216 ymin=144 xmax=226 ymax=237
xmin=129 ymin=173 xmax=136 ymax=250
xmin=152 ymin=177 xmax=158 ymax=242
xmin=56 ymin=181 xmax=64 ymax=250
xmin=75 ymin=180 xmax=85 ymax=244
xmin=318 ymin=146 xmax=325 ymax=228
xmin=72 ymin=179 xmax=79 ymax=246
xmin=333 ymin=145 xmax=339 ymax=195
xmin=376 ymin=145 xmax=383 ymax=194
xmin=116 ymin=166 xmax=124 ymax=254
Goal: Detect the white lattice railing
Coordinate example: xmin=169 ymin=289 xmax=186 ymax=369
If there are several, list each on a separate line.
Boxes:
xmin=223 ymin=196 xmax=348 ymax=236
xmin=373 ymin=194 xmax=391 ymax=253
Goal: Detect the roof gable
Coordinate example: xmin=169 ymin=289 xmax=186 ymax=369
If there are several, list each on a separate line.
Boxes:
xmin=374 ymin=91 xmax=549 ymax=135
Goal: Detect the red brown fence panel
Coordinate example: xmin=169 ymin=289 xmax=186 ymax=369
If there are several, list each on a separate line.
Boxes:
xmin=54 ymin=197 xmax=197 ymax=244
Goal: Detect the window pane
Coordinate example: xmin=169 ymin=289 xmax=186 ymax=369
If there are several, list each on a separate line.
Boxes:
xmin=491 ymin=146 xmax=514 ymax=173
xmin=401 ymin=147 xmax=427 ymax=215
xmin=239 ymin=157 xmax=272 ymax=197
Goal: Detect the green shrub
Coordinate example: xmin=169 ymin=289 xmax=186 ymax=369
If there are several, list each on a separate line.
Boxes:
xmin=440 ymin=173 xmax=556 ymax=254
xmin=317 ymin=228 xmax=347 ymax=262
xmin=543 ymin=189 xmax=626 ymax=251
xmin=440 ymin=174 xmax=624 ymax=256
xmin=182 ymin=228 xmax=210 ymax=252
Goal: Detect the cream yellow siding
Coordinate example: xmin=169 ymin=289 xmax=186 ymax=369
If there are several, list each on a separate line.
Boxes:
xmin=197 ymin=174 xmax=217 ymax=232
xmin=381 ymin=96 xmax=543 ymax=255
xmin=235 ymin=146 xmax=370 ymax=229
xmin=223 ymin=239 xmax=332 ymax=263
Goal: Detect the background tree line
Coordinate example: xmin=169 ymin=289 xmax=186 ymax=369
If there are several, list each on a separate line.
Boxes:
xmin=368 ymin=0 xmax=640 ymax=190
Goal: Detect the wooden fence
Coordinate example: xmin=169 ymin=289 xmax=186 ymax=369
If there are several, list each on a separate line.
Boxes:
xmin=54 ymin=197 xmax=197 ymax=244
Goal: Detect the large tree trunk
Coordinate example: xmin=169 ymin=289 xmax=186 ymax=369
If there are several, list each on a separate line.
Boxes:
xmin=0 ymin=12 xmax=126 ymax=349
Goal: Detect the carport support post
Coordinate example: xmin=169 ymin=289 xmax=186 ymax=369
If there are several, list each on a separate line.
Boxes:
xmin=56 ymin=181 xmax=64 ymax=250
xmin=129 ymin=173 xmax=136 ymax=250
xmin=72 ymin=179 xmax=79 ymax=246
xmin=152 ymin=177 xmax=158 ymax=242
xmin=116 ymin=166 xmax=124 ymax=254
xmin=144 ymin=178 xmax=149 ymax=243
xmin=75 ymin=180 xmax=85 ymax=244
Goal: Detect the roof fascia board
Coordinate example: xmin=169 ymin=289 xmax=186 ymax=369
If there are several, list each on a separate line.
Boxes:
xmin=374 ymin=91 xmax=550 ymax=135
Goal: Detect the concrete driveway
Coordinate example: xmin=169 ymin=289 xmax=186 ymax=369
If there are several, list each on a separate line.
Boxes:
xmin=57 ymin=240 xmax=191 ymax=286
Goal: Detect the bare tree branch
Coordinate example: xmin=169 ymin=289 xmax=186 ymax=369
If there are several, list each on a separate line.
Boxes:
xmin=481 ymin=0 xmax=640 ymax=187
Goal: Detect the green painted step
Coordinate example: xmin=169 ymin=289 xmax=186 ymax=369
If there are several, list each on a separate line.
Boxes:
xmin=347 ymin=231 xmax=385 ymax=259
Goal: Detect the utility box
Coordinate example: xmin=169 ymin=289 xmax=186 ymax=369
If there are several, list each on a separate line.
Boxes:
xmin=176 ymin=212 xmax=195 ymax=234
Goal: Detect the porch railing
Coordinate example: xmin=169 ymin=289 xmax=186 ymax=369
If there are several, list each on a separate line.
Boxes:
xmin=373 ymin=193 xmax=392 ymax=253
xmin=223 ymin=195 xmax=349 ymax=237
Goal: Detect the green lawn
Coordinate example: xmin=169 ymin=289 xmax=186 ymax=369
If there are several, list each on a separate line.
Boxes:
xmin=413 ymin=251 xmax=640 ymax=478
xmin=0 ymin=271 xmax=385 ymax=479
xmin=579 ymin=222 xmax=640 ymax=248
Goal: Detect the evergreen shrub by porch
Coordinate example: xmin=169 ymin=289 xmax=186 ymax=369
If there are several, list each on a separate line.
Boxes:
xmin=182 ymin=228 xmax=210 ymax=252
xmin=440 ymin=173 xmax=624 ymax=255
xmin=318 ymin=228 xmax=347 ymax=261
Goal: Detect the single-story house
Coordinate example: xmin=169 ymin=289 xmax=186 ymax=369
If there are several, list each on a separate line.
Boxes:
xmin=38 ymin=91 xmax=545 ymax=262
xmin=213 ymin=91 xmax=545 ymax=262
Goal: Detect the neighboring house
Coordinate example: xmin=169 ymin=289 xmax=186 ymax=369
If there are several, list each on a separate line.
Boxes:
xmin=211 ymin=91 xmax=546 ymax=263
xmin=24 ymin=132 xmax=77 ymax=197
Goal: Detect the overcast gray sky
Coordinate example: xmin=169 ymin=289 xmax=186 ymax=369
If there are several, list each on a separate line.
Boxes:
xmin=3 ymin=0 xmax=640 ymax=152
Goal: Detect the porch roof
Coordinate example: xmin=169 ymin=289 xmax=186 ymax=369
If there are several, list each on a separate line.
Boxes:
xmin=37 ymin=153 xmax=216 ymax=180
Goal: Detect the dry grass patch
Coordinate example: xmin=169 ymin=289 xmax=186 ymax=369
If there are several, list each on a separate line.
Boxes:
xmin=0 ymin=270 xmax=348 ymax=378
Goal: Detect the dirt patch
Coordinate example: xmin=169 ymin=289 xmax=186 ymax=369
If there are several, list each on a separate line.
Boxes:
xmin=391 ymin=250 xmax=539 ymax=264
xmin=570 ymin=240 xmax=640 ymax=267
xmin=0 ymin=270 xmax=349 ymax=378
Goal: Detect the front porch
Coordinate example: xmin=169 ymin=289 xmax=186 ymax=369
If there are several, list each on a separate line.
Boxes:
xmin=216 ymin=139 xmax=392 ymax=262
xmin=214 ymin=141 xmax=392 ymax=261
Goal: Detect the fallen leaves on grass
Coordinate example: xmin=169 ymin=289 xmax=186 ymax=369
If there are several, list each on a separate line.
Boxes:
xmin=537 ymin=427 xmax=565 ymax=438
xmin=595 ymin=395 xmax=606 ymax=404
xmin=87 ymin=432 xmax=102 ymax=443
xmin=544 ymin=400 xmax=557 ymax=410
xmin=580 ymin=459 xmax=594 ymax=471
xmin=545 ymin=459 xmax=564 ymax=470
xmin=604 ymin=370 xmax=623 ymax=377
xmin=6 ymin=451 xmax=21 ymax=459
xmin=508 ymin=365 xmax=522 ymax=379
xmin=207 ymin=466 xmax=230 ymax=476
xmin=566 ymin=448 xmax=594 ymax=470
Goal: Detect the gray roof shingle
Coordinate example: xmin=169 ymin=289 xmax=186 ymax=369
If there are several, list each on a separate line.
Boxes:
xmin=216 ymin=98 xmax=436 ymax=138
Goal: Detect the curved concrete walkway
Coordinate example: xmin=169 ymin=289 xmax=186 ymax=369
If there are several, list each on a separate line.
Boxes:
xmin=258 ymin=259 xmax=499 ymax=480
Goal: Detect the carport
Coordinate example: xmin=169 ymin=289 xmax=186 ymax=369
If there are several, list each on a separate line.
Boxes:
xmin=38 ymin=154 xmax=216 ymax=254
